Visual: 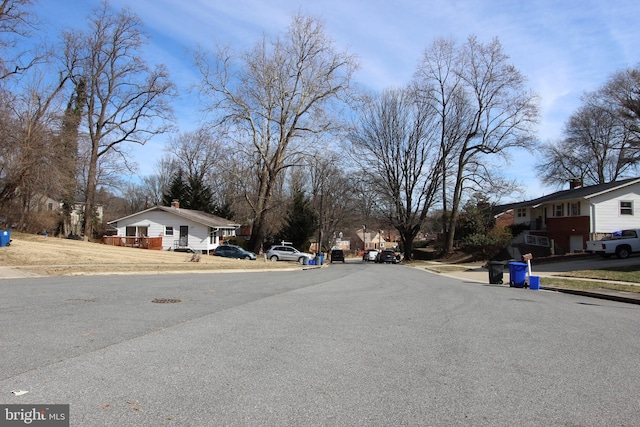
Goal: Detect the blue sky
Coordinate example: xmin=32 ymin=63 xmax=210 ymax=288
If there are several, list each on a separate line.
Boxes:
xmin=36 ymin=0 xmax=640 ymax=201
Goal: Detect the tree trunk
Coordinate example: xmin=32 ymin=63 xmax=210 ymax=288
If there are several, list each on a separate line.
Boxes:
xmin=247 ymin=168 xmax=274 ymax=254
xmin=398 ymin=225 xmax=418 ymax=261
xmin=445 ymin=155 xmax=466 ymax=254
xmin=82 ymin=145 xmax=99 ymax=240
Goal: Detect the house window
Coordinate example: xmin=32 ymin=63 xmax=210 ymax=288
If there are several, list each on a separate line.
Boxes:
xmin=165 ymin=226 xmax=173 ymax=236
xmin=209 ymin=228 xmax=217 ymax=244
xmin=620 ymin=201 xmax=634 ymax=215
xmin=48 ymin=203 xmax=53 ymax=211
xmin=125 ymin=226 xmax=148 ymax=237
xmin=516 ymin=208 xmax=527 ymax=218
xmin=569 ymin=202 xmax=580 ymax=216
xmin=554 ymin=204 xmax=564 ymax=217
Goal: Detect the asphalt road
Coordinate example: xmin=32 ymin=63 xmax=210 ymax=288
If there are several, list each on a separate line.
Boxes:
xmin=1 ymin=262 xmax=639 ymax=426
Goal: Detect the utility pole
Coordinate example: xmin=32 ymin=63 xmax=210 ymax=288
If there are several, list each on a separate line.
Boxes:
xmin=362 ymin=224 xmax=366 ymax=252
xmin=317 ymin=193 xmax=323 ymax=256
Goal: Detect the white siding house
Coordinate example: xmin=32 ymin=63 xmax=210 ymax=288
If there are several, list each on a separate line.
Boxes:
xmin=587 ymin=185 xmax=640 ymax=234
xmin=505 ymin=177 xmax=640 ymax=254
xmin=107 ymin=203 xmax=240 ymax=253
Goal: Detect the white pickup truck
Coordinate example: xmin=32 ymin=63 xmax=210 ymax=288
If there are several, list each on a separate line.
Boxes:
xmin=586 ymin=229 xmax=640 ymax=259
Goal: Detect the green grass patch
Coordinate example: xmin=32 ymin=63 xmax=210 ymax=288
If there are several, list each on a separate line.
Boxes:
xmin=540 ymin=277 xmax=640 ymax=293
xmin=558 ymin=266 xmax=640 ymax=283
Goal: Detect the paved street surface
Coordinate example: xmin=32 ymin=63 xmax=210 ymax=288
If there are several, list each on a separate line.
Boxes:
xmin=1 ymin=262 xmax=639 ymax=425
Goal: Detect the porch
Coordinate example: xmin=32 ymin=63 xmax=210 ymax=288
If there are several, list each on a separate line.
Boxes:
xmin=102 ymin=236 xmax=163 ymax=250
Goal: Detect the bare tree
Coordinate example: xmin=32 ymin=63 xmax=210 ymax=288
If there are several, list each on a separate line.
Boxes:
xmin=195 ymin=12 xmax=358 ymax=253
xmin=139 ymin=168 xmax=172 ymax=208
xmin=0 ymin=55 xmax=70 ymax=231
xmin=414 ymin=38 xmax=470 ymax=236
xmin=349 ymin=87 xmax=441 ymax=260
xmin=417 ymin=36 xmax=539 ymax=253
xmin=165 ymin=127 xmax=225 ymax=182
xmin=537 ymin=73 xmax=640 ymax=188
xmin=64 ymin=1 xmax=176 ymax=238
xmin=0 ymin=0 xmax=39 ymax=80
xmin=604 ymin=65 xmax=640 ymax=135
xmin=304 ymin=148 xmax=359 ymax=253
xmin=118 ymin=181 xmax=150 ymax=215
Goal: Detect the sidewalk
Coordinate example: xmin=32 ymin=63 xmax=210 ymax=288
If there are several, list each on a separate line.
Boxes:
xmin=419 ymin=262 xmax=640 ymax=305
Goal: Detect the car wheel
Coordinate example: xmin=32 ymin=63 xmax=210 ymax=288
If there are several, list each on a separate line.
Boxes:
xmin=243 ymin=255 xmax=251 ymax=260
xmin=297 ymin=257 xmax=306 ymax=265
xmin=270 ymin=255 xmax=279 ymax=262
xmin=616 ymin=246 xmax=630 ymax=259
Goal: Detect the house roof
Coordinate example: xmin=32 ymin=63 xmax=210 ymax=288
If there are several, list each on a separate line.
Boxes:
xmin=108 ymin=205 xmax=241 ymax=229
xmin=497 ymin=177 xmax=640 ymax=212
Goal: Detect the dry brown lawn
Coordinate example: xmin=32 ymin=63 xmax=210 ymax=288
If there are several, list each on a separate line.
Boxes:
xmin=0 ymin=232 xmax=298 ymax=276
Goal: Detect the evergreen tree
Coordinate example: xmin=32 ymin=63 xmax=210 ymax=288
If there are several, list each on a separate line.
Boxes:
xmin=186 ymin=175 xmax=216 ymax=214
xmin=162 ymin=169 xmax=188 ymax=207
xmin=213 ymin=199 xmax=235 ymax=220
xmin=277 ymin=189 xmax=318 ymax=250
xmin=162 ymin=170 xmax=221 ymax=215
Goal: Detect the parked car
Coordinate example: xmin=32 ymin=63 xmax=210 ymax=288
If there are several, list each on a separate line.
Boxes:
xmin=267 ymin=245 xmax=314 ymax=264
xmin=330 ymin=249 xmax=345 ymax=263
xmin=362 ymin=249 xmax=379 ymax=262
xmin=375 ymin=249 xmax=398 ymax=264
xmin=586 ymin=229 xmax=640 ymax=259
xmin=214 ymin=244 xmax=257 ymax=260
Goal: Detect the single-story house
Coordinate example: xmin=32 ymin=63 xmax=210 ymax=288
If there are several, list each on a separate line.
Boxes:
xmin=107 ymin=201 xmax=240 ymax=253
xmin=503 ymin=177 xmax=640 ymax=254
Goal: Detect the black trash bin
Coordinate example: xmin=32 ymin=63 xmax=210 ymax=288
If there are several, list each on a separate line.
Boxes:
xmin=487 ymin=261 xmax=505 ymax=284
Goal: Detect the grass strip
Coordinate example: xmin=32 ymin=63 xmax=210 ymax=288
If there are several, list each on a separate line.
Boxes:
xmin=539 ymin=277 xmax=640 ymax=293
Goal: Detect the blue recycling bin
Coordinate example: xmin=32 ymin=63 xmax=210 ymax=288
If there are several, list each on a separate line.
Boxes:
xmin=0 ymin=230 xmax=10 ymax=247
xmin=315 ymin=254 xmax=324 ymax=265
xmin=508 ymin=262 xmax=527 ymax=288
xmin=529 ymin=275 xmax=540 ymax=290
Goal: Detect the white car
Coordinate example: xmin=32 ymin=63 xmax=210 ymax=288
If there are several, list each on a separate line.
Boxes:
xmin=363 ymin=249 xmax=379 ymax=262
xmin=267 ymin=245 xmax=314 ymax=264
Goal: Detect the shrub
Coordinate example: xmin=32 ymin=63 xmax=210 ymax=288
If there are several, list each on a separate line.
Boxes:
xmin=462 ymin=226 xmax=512 ymax=259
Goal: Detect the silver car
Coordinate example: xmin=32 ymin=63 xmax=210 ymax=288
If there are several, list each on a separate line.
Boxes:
xmin=267 ymin=245 xmax=314 ymax=264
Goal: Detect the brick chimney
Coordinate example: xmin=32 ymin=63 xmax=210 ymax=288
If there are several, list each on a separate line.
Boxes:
xmin=569 ymin=178 xmax=583 ymax=189
xmin=171 ymin=199 xmax=179 ymax=209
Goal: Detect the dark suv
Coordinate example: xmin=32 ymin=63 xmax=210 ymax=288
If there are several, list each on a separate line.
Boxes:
xmin=375 ymin=249 xmax=398 ymax=264
xmin=330 ymin=249 xmax=345 ymax=263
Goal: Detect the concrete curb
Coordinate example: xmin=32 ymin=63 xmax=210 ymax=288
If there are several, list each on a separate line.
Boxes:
xmin=540 ymin=286 xmax=640 ymax=305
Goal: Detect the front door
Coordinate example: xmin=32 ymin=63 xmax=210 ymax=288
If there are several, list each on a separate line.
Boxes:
xmin=179 ymin=226 xmax=188 ymax=247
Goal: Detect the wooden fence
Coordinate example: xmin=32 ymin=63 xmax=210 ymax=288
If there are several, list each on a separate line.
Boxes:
xmin=102 ymin=236 xmax=163 ymax=250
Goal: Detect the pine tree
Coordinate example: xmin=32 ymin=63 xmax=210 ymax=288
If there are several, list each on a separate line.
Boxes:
xmin=277 ymin=189 xmax=318 ymax=250
xmin=186 ymin=175 xmax=216 ymax=214
xmin=162 ymin=169 xmax=188 ymax=207
xmin=162 ymin=170 xmax=220 ymax=215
